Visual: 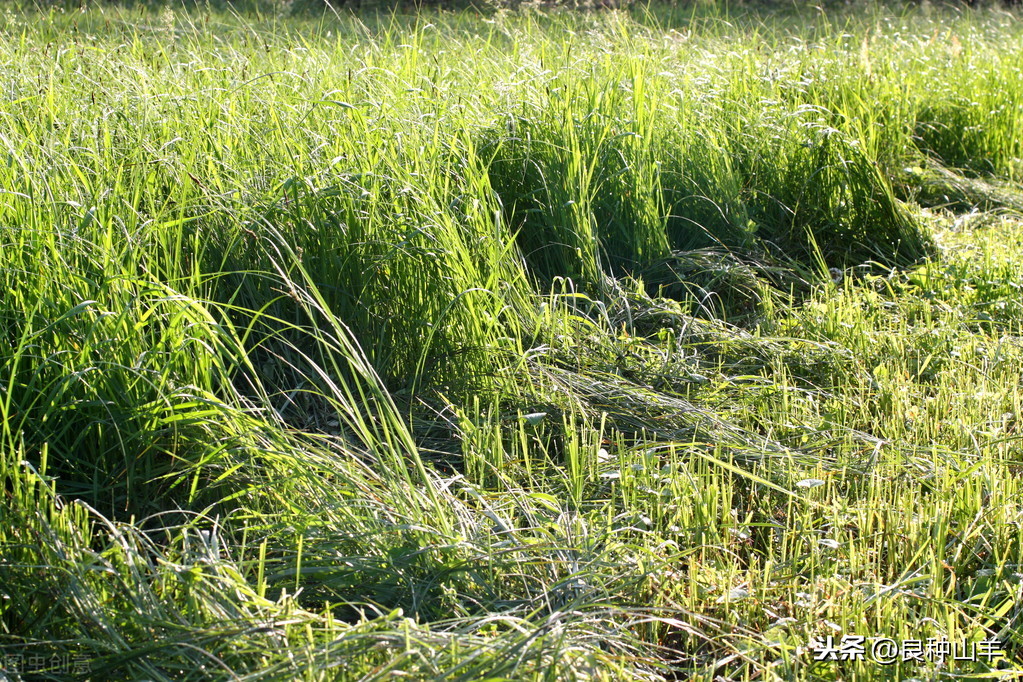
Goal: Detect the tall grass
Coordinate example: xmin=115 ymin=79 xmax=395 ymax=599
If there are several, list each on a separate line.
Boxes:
xmin=1 ymin=2 xmax=1023 ymax=680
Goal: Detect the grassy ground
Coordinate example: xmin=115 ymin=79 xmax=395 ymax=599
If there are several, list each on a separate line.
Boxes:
xmin=2 ymin=1 xmax=1023 ymax=679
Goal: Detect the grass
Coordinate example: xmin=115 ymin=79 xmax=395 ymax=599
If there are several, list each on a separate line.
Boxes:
xmin=1 ymin=1 xmax=1023 ymax=679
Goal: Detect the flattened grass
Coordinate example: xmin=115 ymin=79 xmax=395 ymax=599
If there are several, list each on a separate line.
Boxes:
xmin=1 ymin=2 xmax=1023 ymax=680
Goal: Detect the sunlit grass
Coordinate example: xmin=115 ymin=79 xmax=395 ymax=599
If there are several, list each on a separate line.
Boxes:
xmin=1 ymin=2 xmax=1022 ymax=680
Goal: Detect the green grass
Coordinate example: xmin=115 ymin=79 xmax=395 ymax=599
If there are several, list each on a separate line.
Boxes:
xmin=2 ymin=1 xmax=1023 ymax=679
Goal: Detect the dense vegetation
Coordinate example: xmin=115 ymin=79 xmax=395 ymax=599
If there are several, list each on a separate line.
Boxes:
xmin=2 ymin=2 xmax=1023 ymax=679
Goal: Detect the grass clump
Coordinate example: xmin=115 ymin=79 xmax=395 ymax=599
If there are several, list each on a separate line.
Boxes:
xmin=2 ymin=2 xmax=1023 ymax=680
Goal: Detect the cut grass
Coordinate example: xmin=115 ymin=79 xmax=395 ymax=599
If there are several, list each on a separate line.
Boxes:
xmin=1 ymin=2 xmax=1023 ymax=680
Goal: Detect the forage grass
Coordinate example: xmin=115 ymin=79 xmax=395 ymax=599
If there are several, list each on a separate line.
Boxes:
xmin=2 ymin=2 xmax=1023 ymax=680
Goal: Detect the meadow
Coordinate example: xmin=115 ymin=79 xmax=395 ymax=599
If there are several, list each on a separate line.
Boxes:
xmin=1 ymin=1 xmax=1023 ymax=679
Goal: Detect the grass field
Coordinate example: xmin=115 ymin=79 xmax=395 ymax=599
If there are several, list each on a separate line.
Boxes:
xmin=2 ymin=1 xmax=1023 ymax=679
